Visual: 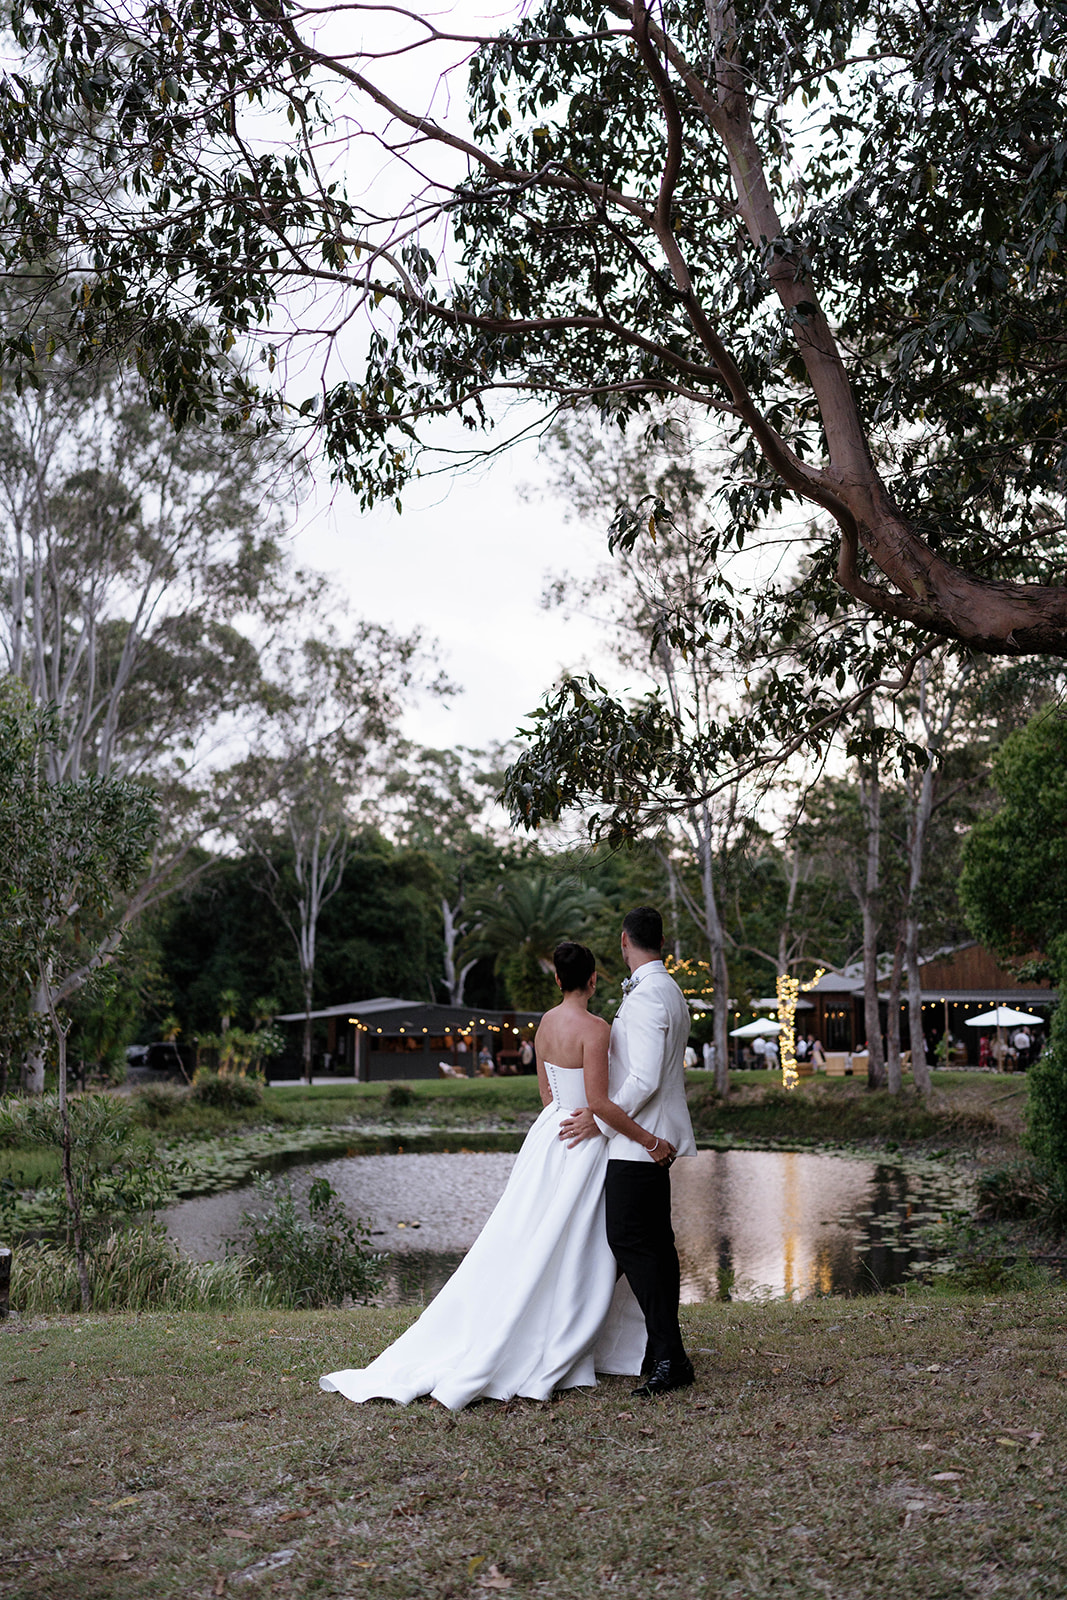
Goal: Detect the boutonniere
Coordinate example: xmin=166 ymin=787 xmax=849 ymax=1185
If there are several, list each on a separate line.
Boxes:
xmin=621 ymin=976 xmax=637 ymax=995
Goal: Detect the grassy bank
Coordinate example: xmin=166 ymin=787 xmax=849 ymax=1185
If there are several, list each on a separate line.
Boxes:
xmin=687 ymin=1071 xmax=1029 ymax=1155
xmin=2 ymin=1291 xmax=1065 ymax=1599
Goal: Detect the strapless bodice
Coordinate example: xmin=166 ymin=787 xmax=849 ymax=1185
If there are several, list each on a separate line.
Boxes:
xmin=544 ymin=1062 xmax=587 ymax=1111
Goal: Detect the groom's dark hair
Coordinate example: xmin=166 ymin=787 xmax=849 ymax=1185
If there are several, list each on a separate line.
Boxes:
xmin=553 ymin=941 xmax=596 ymax=992
xmin=622 ymin=906 xmax=664 ymax=953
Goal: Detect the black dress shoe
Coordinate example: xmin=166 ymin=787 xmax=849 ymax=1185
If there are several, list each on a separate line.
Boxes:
xmin=631 ymin=1357 xmax=695 ymax=1397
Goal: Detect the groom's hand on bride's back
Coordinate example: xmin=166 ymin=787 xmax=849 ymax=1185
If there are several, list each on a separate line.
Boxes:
xmin=559 ymin=1107 xmax=600 ymax=1146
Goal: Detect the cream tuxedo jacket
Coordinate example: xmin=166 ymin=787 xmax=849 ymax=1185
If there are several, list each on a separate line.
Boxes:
xmin=595 ymin=961 xmax=697 ymax=1161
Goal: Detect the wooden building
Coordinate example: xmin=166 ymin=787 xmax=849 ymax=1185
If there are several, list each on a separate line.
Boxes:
xmin=272 ymin=996 xmax=542 ymax=1081
xmin=799 ymin=944 xmax=1056 ymax=1063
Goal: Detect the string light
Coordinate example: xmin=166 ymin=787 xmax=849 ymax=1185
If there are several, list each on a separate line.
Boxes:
xmin=664 ymin=954 xmax=716 ymax=1002
xmin=777 ymin=969 xmax=825 ymax=1092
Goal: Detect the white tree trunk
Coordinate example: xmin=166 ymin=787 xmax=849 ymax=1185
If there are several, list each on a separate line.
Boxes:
xmin=885 ymin=938 xmax=903 ymax=1095
xmin=441 ymin=896 xmax=476 ymax=1005
xmin=697 ymin=808 xmax=731 ymax=1098
xmin=903 ymin=760 xmax=937 ymax=1098
xmin=858 ymin=767 xmax=885 ymax=1089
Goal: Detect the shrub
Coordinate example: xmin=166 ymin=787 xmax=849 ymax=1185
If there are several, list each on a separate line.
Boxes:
xmin=190 ymin=1069 xmax=264 ymax=1110
xmin=0 ymin=1092 xmax=170 ymax=1240
xmin=132 ymin=1082 xmax=189 ymax=1120
xmin=977 ymin=1158 xmax=1067 ymax=1233
xmin=1025 ymin=985 xmax=1067 ymax=1183
xmin=10 ymin=1224 xmax=271 ymax=1312
xmin=384 ymin=1083 xmax=415 ymax=1109
xmin=229 ymin=1173 xmax=383 ymax=1308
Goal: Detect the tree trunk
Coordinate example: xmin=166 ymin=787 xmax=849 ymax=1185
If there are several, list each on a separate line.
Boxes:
xmin=902 ymin=735 xmax=938 ymax=1097
xmin=22 ymin=978 xmax=49 ymax=1093
xmin=55 ymin=1013 xmax=90 ymax=1311
xmin=22 ymin=1044 xmax=45 ymax=1095
xmin=858 ymin=767 xmax=885 ymax=1089
xmin=665 ymin=848 xmax=684 ymax=962
xmin=885 ymin=937 xmax=904 ymax=1095
xmin=906 ymin=917 xmax=931 ymax=1097
xmin=698 ymin=810 xmax=731 ymax=1098
xmin=441 ymin=896 xmax=476 ymax=1005
xmin=302 ymin=972 xmax=314 ymax=1085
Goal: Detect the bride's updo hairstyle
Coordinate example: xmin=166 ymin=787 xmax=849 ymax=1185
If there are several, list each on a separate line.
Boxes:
xmin=553 ymin=941 xmax=596 ymax=993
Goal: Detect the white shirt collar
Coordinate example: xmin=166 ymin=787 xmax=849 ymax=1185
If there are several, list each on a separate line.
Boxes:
xmin=622 ymin=960 xmax=665 ymax=994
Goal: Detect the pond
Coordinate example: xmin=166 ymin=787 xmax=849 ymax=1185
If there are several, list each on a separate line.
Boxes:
xmin=163 ymin=1145 xmax=966 ymax=1304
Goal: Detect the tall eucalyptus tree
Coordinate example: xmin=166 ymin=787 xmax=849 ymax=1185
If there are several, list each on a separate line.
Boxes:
xmin=0 ymin=0 xmax=1065 ymax=678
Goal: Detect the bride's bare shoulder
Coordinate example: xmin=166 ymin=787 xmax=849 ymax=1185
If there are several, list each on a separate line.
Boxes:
xmin=582 ymin=1011 xmax=611 ymax=1042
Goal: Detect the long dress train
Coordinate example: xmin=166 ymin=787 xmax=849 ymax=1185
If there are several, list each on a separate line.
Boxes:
xmin=319 ymin=1063 xmax=646 ymax=1409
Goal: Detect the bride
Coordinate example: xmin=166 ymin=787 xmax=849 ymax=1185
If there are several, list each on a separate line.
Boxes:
xmin=319 ymin=941 xmax=675 ymax=1410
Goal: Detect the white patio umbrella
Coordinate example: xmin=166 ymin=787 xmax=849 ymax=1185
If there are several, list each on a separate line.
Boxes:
xmin=963 ymin=1006 xmax=1043 ymax=1071
xmin=729 ymin=1019 xmax=784 ymax=1038
xmin=964 ymin=1007 xmax=1043 ymax=1028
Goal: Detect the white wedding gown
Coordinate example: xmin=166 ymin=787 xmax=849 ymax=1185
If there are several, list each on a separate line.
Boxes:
xmin=320 ymin=1064 xmax=647 ymax=1410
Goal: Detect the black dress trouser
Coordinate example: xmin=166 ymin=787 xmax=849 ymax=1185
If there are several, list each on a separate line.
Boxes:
xmin=604 ymin=1159 xmax=687 ymax=1367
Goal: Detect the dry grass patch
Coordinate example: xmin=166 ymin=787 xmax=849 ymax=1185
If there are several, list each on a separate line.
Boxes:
xmin=2 ymin=1291 xmax=1066 ymax=1599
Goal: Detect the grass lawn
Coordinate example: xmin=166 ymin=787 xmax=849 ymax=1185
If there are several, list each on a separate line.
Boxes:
xmin=2 ymin=1291 xmax=1065 ymax=1599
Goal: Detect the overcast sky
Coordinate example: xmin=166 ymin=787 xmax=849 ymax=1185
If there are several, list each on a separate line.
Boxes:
xmin=293 ymin=434 xmax=619 ymax=753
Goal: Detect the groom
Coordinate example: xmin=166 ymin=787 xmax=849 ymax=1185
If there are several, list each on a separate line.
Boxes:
xmin=560 ymin=906 xmax=696 ymax=1396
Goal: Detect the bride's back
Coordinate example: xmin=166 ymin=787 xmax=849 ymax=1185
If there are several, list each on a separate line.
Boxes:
xmin=535 ymin=997 xmax=607 ymax=1072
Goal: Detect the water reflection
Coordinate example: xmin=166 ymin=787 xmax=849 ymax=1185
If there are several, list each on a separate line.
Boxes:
xmin=164 ymin=1146 xmax=961 ymax=1304
xmin=671 ymin=1149 xmax=957 ymax=1302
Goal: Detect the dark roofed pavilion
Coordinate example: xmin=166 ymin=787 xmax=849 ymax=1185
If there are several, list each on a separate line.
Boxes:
xmin=273 ymin=997 xmax=542 ymax=1081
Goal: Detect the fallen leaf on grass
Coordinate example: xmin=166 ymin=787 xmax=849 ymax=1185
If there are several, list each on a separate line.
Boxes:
xmin=222 ymin=1529 xmax=256 ymax=1542
xmin=931 ymin=1472 xmax=963 ymax=1482
xmin=277 ymin=1509 xmax=312 ymax=1523
xmin=106 ymin=1495 xmax=142 ymax=1510
xmin=476 ymin=1565 xmax=512 ymax=1590
xmin=7 ymin=1376 xmax=28 ymax=1385
xmin=995 ymin=1437 xmax=1024 ymax=1450
xmin=10 ymin=1416 xmax=29 ymax=1424
xmin=102 ymin=1551 xmax=134 ymax=1564
xmin=469 ymin=1557 xmax=486 ymax=1577
xmin=63 ymin=1459 xmax=86 ymax=1467
xmin=352 ymin=1560 xmax=376 ymax=1570
xmin=214 ymin=1578 xmax=226 ymax=1596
